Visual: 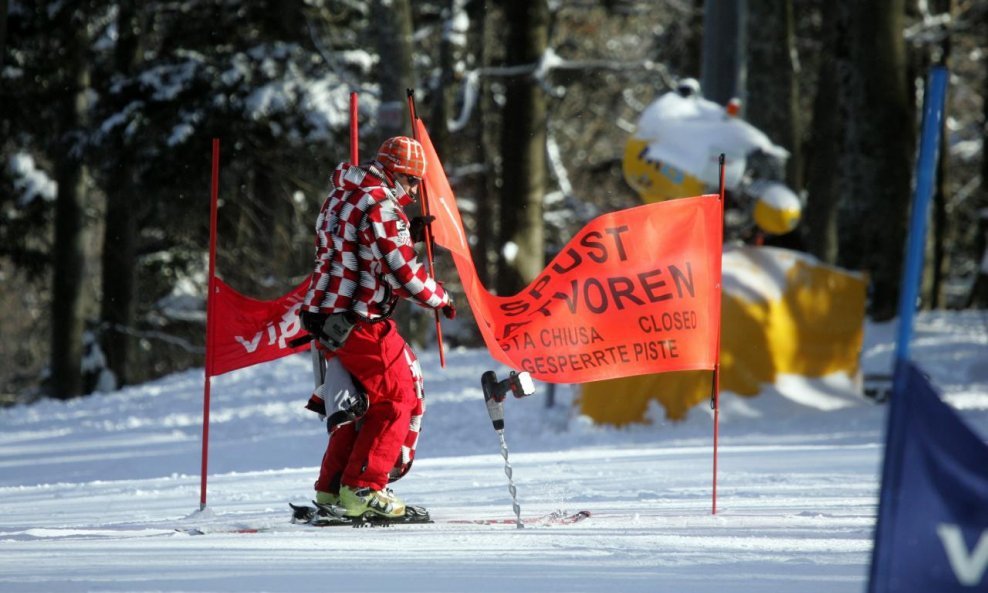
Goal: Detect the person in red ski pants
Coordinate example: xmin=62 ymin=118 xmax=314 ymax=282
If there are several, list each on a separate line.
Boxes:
xmin=299 ymin=136 xmax=454 ymax=519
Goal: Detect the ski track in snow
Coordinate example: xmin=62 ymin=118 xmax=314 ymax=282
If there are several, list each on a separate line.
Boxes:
xmin=0 ymin=311 xmax=986 ymax=592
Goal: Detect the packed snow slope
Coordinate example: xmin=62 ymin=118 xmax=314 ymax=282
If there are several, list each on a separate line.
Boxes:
xmin=1 ymin=311 xmax=986 ymax=593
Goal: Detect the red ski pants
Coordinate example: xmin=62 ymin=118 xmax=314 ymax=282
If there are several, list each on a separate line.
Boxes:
xmin=315 ymin=319 xmax=420 ymax=493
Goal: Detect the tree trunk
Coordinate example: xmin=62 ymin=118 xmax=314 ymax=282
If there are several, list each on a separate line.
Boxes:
xmin=907 ymin=0 xmax=951 ymax=310
xmin=100 ymin=0 xmax=143 ymax=387
xmin=496 ymin=0 xmax=548 ymax=295
xmin=666 ymin=0 xmax=704 ymax=79
xmin=701 ymin=0 xmax=745 ymax=106
xmin=683 ymin=0 xmax=704 ymax=79
xmin=926 ymin=0 xmax=953 ymax=309
xmin=474 ymin=0 xmax=500 ymax=290
xmin=803 ymin=0 xmax=843 ymax=263
xmin=372 ymin=0 xmax=414 ymax=143
xmin=100 ymin=172 xmax=136 ymax=387
xmin=745 ymin=0 xmax=802 ymax=191
xmin=0 ymin=0 xmax=8 ymax=69
xmin=430 ymin=0 xmax=456 ymax=160
xmin=50 ymin=14 xmax=91 ymax=399
xmin=836 ymin=0 xmax=914 ymax=321
xmin=254 ymin=167 xmax=295 ymax=291
xmin=970 ymin=12 xmax=988 ymax=308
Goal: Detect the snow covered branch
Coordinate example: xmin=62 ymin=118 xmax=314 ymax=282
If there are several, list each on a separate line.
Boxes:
xmin=449 ymin=51 xmax=675 ymax=132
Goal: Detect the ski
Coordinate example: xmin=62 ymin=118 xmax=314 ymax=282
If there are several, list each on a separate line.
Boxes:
xmin=290 ymin=503 xmax=590 ymax=528
xmin=180 ymin=505 xmax=591 ymax=535
xmin=290 ymin=502 xmax=433 ymax=528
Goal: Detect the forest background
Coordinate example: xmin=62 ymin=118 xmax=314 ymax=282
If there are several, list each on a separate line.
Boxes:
xmin=1 ymin=0 xmax=986 ymax=401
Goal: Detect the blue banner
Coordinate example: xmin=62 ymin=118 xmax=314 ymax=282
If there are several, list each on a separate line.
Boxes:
xmin=868 ymin=362 xmax=988 ymax=592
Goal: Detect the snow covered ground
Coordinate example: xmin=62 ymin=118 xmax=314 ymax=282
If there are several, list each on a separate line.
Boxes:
xmin=1 ymin=311 xmax=986 ymax=593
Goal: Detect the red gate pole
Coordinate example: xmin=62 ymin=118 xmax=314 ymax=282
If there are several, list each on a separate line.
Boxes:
xmin=406 ymin=88 xmax=446 ymax=368
xmin=199 ymin=138 xmax=221 ymax=511
xmin=711 ymin=154 xmax=726 ymax=515
xmin=350 ymin=92 xmax=359 ymax=165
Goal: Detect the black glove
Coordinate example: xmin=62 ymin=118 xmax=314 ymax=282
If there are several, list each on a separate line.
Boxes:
xmin=300 ymin=310 xmax=328 ymax=338
xmin=409 ymin=215 xmax=435 ymax=243
xmin=442 ymin=297 xmax=456 ymax=320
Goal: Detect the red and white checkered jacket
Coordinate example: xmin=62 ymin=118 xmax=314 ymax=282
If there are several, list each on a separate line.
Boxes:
xmin=303 ymin=161 xmax=449 ymax=317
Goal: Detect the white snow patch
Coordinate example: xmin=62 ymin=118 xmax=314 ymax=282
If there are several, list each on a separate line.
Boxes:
xmin=0 ymin=312 xmax=985 ymax=592
xmin=9 ymin=152 xmax=57 ymax=205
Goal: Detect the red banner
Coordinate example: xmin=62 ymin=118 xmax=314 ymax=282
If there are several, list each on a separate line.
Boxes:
xmin=208 ymin=277 xmax=311 ymax=377
xmin=416 ymin=119 xmax=723 ymax=383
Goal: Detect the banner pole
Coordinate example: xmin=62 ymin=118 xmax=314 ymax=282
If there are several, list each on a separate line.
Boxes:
xmin=892 ymin=66 xmax=948 ymax=378
xmin=711 ymin=153 xmax=726 ymax=515
xmin=200 ymin=138 xmax=221 ymax=511
xmin=350 ymin=92 xmax=359 ymax=165
xmin=867 ymin=66 xmax=949 ymax=592
xmin=406 ymin=88 xmax=446 ymax=368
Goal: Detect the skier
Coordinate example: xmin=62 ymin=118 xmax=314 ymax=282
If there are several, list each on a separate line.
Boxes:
xmin=299 ymin=136 xmax=455 ymax=519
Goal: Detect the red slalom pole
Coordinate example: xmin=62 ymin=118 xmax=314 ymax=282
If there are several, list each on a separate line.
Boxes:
xmin=349 ymin=92 xmax=359 ymax=165
xmin=406 ymin=88 xmax=446 ymax=368
xmin=711 ymin=154 xmax=726 ymax=515
xmin=200 ymin=138 xmax=221 ymax=511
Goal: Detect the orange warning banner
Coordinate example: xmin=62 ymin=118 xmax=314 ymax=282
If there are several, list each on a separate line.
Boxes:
xmin=416 ymin=120 xmax=723 ymax=383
